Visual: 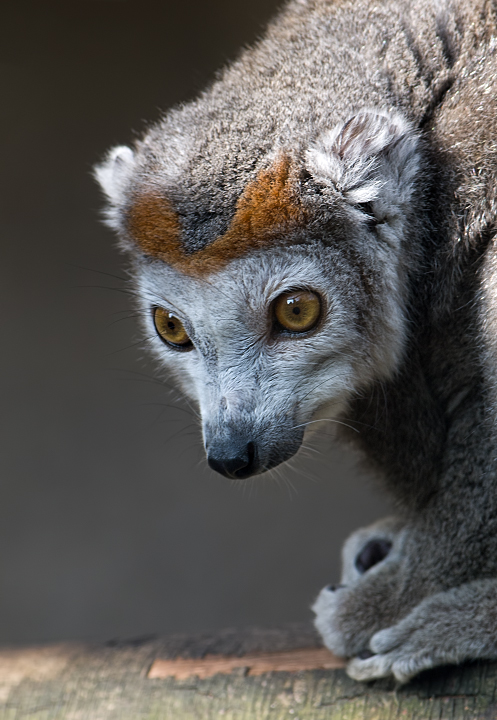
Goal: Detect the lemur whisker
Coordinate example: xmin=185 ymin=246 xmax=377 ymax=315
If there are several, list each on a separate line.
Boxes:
xmin=292 ymin=418 xmax=360 ymax=433
xmin=112 ymin=370 xmax=187 ymax=403
xmin=70 ymin=265 xmax=130 ymax=282
xmin=163 ymin=425 xmax=200 ymax=448
xmin=106 ymin=335 xmax=158 ymax=356
xmin=298 ymin=443 xmax=322 ymax=455
xmin=177 ymin=445 xmax=205 ymax=465
xmin=283 ymin=448 xmax=323 ymax=484
xmin=285 ymin=373 xmax=350 ymax=408
xmin=137 ymin=402 xmax=197 ymax=418
xmin=108 ymin=314 xmax=144 ymax=327
xmin=269 ymin=465 xmax=298 ymax=498
xmin=295 ymin=373 xmax=351 ymax=406
xmin=77 ymin=284 xmax=136 ymax=296
xmin=110 ymin=308 xmax=144 ymax=317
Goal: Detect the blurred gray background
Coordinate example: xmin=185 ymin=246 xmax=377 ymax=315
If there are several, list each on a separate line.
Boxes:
xmin=0 ymin=0 xmax=388 ymax=646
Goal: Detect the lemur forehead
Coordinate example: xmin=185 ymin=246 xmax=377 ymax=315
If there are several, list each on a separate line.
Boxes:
xmin=126 ymin=155 xmax=308 ymax=276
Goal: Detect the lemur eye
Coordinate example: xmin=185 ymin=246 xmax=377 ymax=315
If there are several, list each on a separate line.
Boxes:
xmin=153 ymin=307 xmax=193 ymax=350
xmin=273 ymin=290 xmax=321 ymax=334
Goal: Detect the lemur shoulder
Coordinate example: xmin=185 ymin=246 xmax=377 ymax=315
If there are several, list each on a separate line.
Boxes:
xmin=95 ymin=0 xmax=497 ymax=682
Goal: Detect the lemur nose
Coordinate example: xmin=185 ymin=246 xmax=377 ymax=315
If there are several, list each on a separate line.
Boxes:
xmin=207 ymin=442 xmax=257 ymax=479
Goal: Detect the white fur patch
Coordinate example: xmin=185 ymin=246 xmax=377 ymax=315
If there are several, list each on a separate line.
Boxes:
xmin=93 ymin=145 xmax=135 ymax=230
xmin=306 ymin=109 xmax=420 ymax=206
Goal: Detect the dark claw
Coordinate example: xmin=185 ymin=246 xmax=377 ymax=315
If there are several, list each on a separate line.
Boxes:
xmin=355 ymin=538 xmax=392 ymax=574
xmin=357 ymin=649 xmax=375 ymax=660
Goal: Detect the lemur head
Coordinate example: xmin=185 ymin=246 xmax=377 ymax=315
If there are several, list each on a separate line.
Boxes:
xmin=95 ymin=109 xmax=421 ymax=479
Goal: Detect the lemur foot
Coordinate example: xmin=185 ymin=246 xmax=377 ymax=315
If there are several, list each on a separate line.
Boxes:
xmin=313 ymin=517 xmax=407 ymax=657
xmin=347 ymin=579 xmax=497 ymax=683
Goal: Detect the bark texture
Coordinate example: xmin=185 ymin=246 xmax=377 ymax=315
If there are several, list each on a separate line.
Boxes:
xmin=0 ymin=624 xmax=495 ymax=719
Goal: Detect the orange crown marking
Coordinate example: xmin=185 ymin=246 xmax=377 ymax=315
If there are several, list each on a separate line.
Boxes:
xmin=127 ymin=155 xmax=307 ymax=276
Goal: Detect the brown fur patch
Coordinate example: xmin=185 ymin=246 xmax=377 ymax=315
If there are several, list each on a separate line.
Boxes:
xmin=127 ymin=194 xmax=183 ymax=263
xmin=127 ymin=155 xmax=307 ymax=275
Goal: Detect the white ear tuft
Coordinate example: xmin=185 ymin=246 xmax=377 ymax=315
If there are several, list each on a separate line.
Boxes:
xmin=306 ymin=110 xmax=420 ymax=205
xmin=93 ymin=145 xmax=135 ymax=231
xmin=94 ymin=145 xmax=135 ymax=206
xmin=330 ymin=111 xmax=411 ymax=161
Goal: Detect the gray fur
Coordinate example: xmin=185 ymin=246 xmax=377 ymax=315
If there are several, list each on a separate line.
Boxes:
xmin=95 ymin=0 xmax=497 ymax=683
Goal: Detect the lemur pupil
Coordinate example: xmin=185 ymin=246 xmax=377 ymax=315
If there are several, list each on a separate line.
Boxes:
xmin=168 ymin=321 xmax=175 ymax=330
xmin=293 ymin=307 xmax=301 ymax=315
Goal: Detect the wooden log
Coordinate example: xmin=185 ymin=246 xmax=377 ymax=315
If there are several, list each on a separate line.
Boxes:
xmin=0 ymin=623 xmax=496 ymax=719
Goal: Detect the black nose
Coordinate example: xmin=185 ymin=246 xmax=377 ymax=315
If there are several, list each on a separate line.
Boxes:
xmin=207 ymin=442 xmax=257 ymax=479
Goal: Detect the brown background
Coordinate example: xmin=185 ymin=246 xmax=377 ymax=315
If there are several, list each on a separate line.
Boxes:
xmin=0 ymin=0 xmax=388 ymax=645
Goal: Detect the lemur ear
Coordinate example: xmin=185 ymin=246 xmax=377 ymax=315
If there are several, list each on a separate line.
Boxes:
xmin=94 ymin=145 xmax=135 ymax=229
xmin=305 ymin=110 xmax=419 ymax=205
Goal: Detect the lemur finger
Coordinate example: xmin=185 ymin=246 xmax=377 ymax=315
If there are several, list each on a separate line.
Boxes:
xmin=346 ymin=654 xmax=393 ymax=681
xmin=370 ymin=624 xmax=413 ymax=654
xmin=391 ymin=654 xmax=436 ymax=683
xmin=348 ymin=649 xmax=435 ymax=684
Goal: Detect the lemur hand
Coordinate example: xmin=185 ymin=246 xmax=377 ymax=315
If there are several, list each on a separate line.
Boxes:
xmin=347 ymin=579 xmax=497 ymax=683
xmin=313 ymin=517 xmax=409 ymax=658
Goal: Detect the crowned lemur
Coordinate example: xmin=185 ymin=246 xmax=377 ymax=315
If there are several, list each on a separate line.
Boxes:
xmin=94 ymin=0 xmax=497 ymax=683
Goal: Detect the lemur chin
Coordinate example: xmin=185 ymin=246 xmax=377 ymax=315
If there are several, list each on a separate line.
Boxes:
xmin=95 ymin=0 xmax=497 ymax=684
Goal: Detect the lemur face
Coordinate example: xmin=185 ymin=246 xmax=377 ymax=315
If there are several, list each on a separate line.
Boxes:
xmin=96 ymin=110 xmax=422 ymax=478
xmin=136 ymin=238 xmax=406 ymax=478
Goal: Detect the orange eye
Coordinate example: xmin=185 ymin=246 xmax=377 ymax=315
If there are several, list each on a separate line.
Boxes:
xmin=153 ymin=307 xmax=193 ymax=349
xmin=273 ymin=290 xmax=321 ymax=333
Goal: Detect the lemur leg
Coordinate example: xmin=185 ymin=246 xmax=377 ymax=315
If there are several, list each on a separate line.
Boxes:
xmin=347 ymin=578 xmax=497 ymax=683
xmin=313 ymin=517 xmax=413 ymax=658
